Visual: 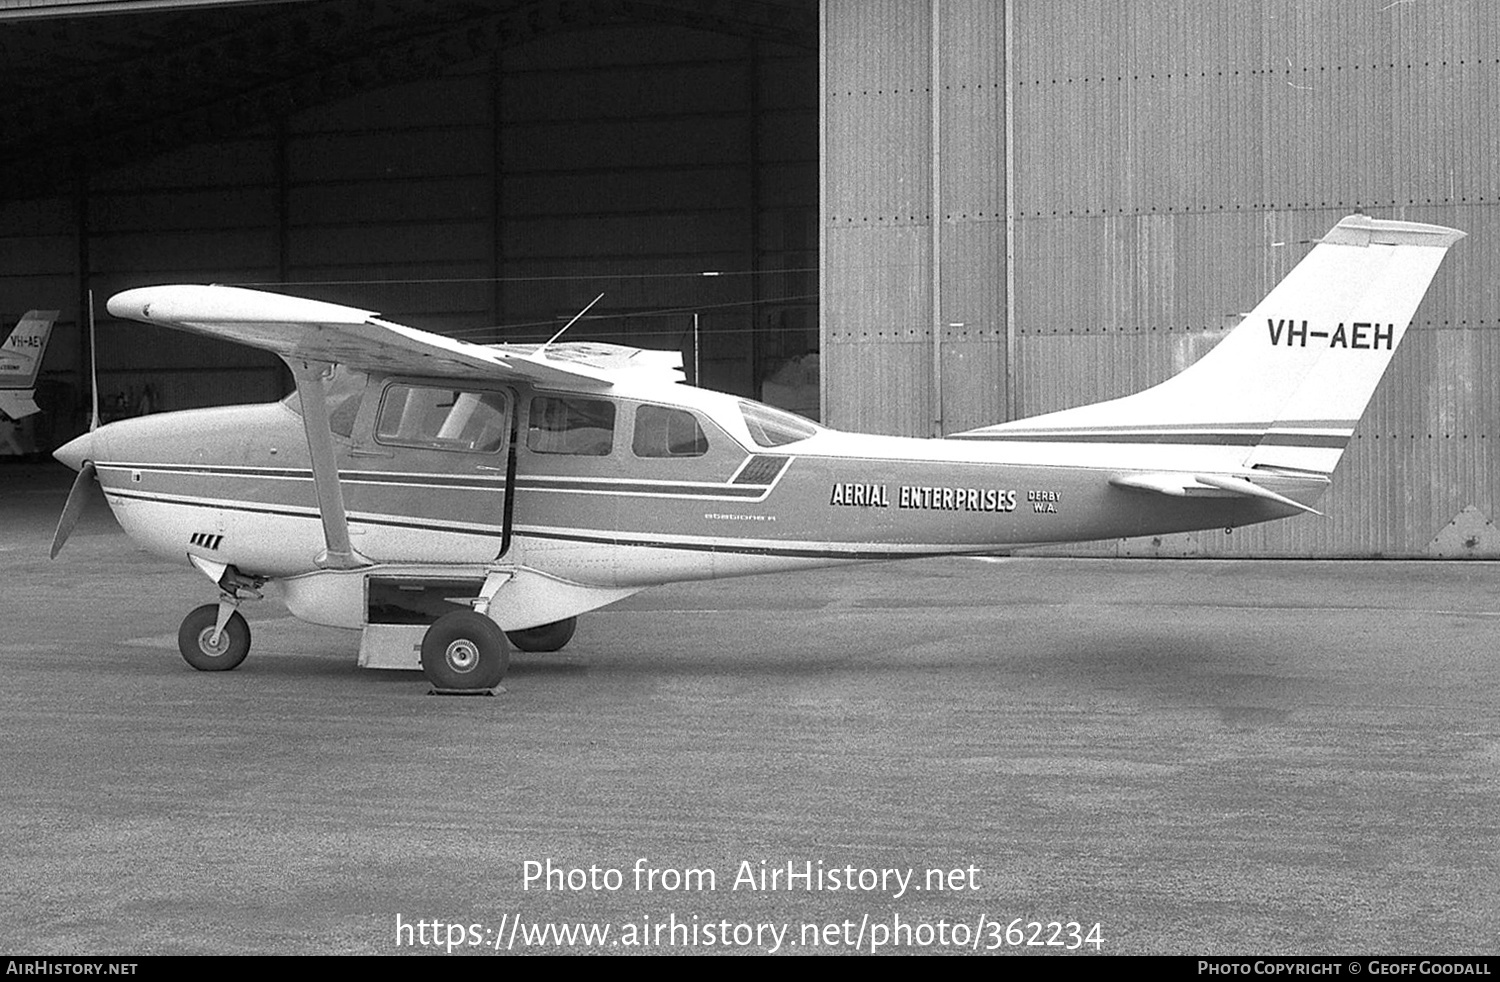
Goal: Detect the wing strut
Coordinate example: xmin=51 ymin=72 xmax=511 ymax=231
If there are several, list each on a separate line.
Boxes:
xmin=289 ymin=359 xmax=369 ymax=569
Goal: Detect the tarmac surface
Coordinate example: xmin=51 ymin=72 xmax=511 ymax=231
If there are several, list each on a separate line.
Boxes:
xmin=2 ymin=460 xmax=1497 ymax=956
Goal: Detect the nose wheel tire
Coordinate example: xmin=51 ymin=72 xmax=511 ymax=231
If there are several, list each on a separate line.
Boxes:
xmin=421 ymin=610 xmax=509 ymax=690
xmin=505 ymin=616 xmax=577 ymax=653
xmin=178 ymin=603 xmax=251 ymax=672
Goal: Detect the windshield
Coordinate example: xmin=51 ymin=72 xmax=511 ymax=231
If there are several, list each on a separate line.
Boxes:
xmin=738 ymin=399 xmax=820 ymax=448
xmin=280 ymin=366 xmax=369 ymax=438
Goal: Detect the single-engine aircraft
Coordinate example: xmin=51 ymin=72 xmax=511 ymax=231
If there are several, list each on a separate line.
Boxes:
xmin=49 ymin=214 xmax=1463 ymax=691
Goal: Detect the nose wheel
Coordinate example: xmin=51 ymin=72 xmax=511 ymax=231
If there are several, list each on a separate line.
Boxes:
xmin=178 ymin=603 xmax=252 ymax=671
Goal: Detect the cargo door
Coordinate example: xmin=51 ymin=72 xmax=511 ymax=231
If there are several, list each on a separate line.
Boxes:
xmin=342 ymin=380 xmax=513 ymax=563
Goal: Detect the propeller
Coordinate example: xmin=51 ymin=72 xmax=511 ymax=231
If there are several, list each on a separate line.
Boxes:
xmin=50 ymin=291 xmax=102 ymax=560
xmin=50 ymin=460 xmax=97 ymax=559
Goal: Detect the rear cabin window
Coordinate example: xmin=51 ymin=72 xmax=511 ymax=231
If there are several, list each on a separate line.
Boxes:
xmin=739 ymin=400 xmax=819 ymax=448
xmin=528 ymin=396 xmax=615 ymax=456
xmin=633 ymin=405 xmax=708 ymax=458
xmin=375 ymin=384 xmax=509 ymax=453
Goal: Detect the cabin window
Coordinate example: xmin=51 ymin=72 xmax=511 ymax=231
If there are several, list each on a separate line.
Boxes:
xmin=527 ymin=396 xmax=615 ymax=456
xmin=633 ymin=405 xmax=708 ymax=458
xmin=374 ymin=384 xmax=509 ymax=453
xmin=280 ymin=366 xmax=368 ymax=439
xmin=739 ymin=400 xmax=819 ymax=448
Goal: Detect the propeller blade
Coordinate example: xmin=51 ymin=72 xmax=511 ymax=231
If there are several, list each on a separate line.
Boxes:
xmin=50 ymin=461 xmax=97 ymax=559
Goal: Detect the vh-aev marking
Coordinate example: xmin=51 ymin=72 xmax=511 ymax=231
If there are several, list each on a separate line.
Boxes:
xmin=49 ymin=214 xmax=1463 ymax=691
xmin=0 ymin=309 xmax=59 ymax=422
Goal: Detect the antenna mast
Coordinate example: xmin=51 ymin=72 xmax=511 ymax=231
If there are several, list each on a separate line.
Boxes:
xmin=541 ymin=293 xmax=605 ymax=353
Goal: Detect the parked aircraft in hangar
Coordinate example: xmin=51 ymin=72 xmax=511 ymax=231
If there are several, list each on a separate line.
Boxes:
xmin=0 ymin=310 xmax=59 ymax=456
xmin=0 ymin=309 xmax=58 ymax=422
xmin=49 ymin=214 xmax=1463 ymax=691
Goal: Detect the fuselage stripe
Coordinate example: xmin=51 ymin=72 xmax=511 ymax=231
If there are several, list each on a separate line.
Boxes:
xmin=956 ymin=418 xmax=1357 ymax=435
xmin=103 ymin=488 xmax=506 ymax=535
xmin=97 ymin=488 xmax=965 ymax=561
xmin=518 ymin=528 xmax=962 ymax=561
xmin=94 ymin=462 xmax=780 ymax=497
xmin=952 ymin=431 xmax=1351 ymax=448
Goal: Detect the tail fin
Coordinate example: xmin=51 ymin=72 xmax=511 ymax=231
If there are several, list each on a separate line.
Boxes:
xmin=0 ymin=310 xmax=59 ymax=419
xmin=958 ymin=215 xmax=1463 ymax=476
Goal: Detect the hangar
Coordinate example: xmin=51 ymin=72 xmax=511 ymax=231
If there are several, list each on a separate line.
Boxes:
xmin=2 ymin=0 xmax=1496 ymax=558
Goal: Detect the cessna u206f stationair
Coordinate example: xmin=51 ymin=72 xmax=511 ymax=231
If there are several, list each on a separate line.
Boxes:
xmin=50 ymin=214 xmax=1463 ymax=691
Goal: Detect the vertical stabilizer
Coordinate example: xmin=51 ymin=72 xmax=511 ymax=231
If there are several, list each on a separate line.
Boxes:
xmin=956 ymin=215 xmax=1463 ymax=476
xmin=0 ymin=310 xmax=59 ymax=419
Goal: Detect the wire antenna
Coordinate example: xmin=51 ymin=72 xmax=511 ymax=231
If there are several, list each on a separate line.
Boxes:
xmin=540 ymin=293 xmax=605 ymax=355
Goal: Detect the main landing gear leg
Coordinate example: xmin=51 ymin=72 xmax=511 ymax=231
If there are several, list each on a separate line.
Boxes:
xmin=421 ymin=569 xmax=512 ymax=695
xmin=420 ymin=611 xmax=509 ymax=693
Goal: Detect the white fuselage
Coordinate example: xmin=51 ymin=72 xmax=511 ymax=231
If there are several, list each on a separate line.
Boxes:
xmin=59 ymin=374 xmax=1305 ymax=631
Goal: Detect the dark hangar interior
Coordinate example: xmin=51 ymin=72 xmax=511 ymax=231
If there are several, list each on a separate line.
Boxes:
xmin=0 ymin=0 xmax=820 ymax=444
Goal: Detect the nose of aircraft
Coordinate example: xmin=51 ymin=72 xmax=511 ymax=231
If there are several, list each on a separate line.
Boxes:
xmin=53 ymin=429 xmax=95 ymax=472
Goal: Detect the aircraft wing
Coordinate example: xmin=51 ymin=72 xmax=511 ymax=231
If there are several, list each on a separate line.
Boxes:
xmin=106 ymin=284 xmax=680 ymax=390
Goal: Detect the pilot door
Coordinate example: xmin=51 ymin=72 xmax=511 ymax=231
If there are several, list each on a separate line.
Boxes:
xmin=340 ymin=379 xmax=515 ymax=564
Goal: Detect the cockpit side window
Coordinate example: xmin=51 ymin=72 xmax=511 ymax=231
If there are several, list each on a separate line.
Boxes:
xmin=633 ymin=405 xmax=708 ymax=458
xmin=374 ymin=384 xmax=510 ymax=453
xmin=527 ymin=395 xmax=615 ymax=456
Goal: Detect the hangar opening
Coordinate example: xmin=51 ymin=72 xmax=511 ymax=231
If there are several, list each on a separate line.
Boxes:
xmin=0 ymin=0 xmax=820 ymax=449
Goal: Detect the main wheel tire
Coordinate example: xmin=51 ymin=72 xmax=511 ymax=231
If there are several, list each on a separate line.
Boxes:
xmin=178 ymin=603 xmax=251 ymax=672
xmin=505 ymin=616 xmax=578 ymax=653
xmin=421 ymin=610 xmax=509 ymax=690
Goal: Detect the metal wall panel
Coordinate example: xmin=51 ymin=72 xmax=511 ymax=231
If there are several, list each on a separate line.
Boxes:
xmin=821 ymin=0 xmax=933 ymax=434
xmin=822 ymin=0 xmax=1008 ymax=436
xmin=824 ymin=0 xmax=1500 ymax=556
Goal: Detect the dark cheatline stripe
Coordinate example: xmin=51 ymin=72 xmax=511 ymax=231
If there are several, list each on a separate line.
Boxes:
xmin=515 ymin=478 xmax=766 ymax=498
xmin=100 ymin=462 xmax=508 ymax=491
xmin=102 ymin=463 xmax=312 ymax=480
xmin=98 ymin=462 xmax=774 ymax=497
xmin=101 ymin=489 xmax=934 ymax=561
xmin=953 ymin=430 xmax=1351 ymax=449
xmin=1259 ymin=433 xmax=1351 ymax=448
xmin=952 ymin=431 xmax=1259 ymax=446
xmin=955 ymin=418 xmax=1356 ymax=434
xmin=521 ymin=529 xmax=951 ymax=561
xmin=104 ymin=489 xmax=503 ymax=535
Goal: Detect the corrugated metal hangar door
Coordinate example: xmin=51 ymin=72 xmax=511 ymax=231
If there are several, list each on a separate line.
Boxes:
xmin=821 ymin=0 xmax=1500 ymax=558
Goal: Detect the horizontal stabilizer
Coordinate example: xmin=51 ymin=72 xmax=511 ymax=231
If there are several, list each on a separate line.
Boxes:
xmin=1193 ymin=473 xmax=1322 ymax=515
xmin=1111 ymin=471 xmax=1324 ymax=515
xmin=0 ymin=390 xmax=40 ymax=419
